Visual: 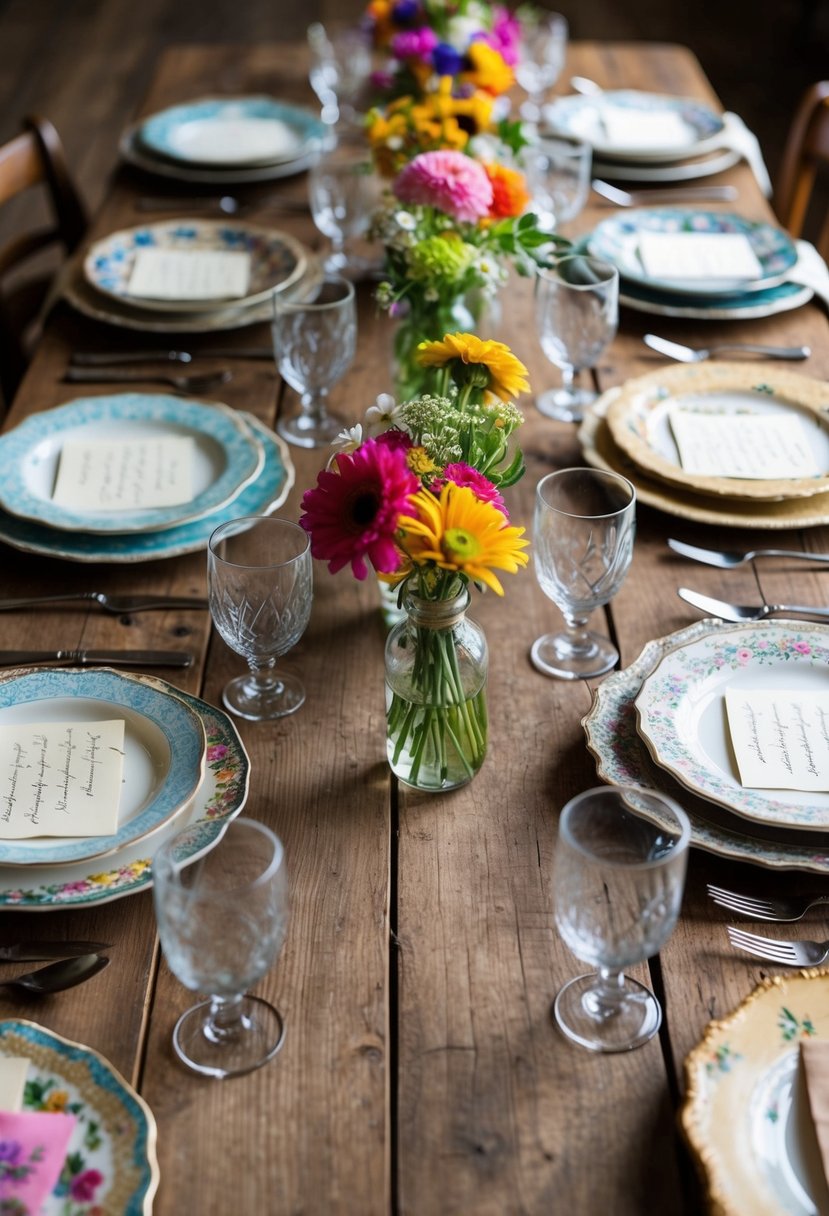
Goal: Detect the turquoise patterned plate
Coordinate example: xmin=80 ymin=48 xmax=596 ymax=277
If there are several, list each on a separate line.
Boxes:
xmin=544 ymin=91 xmax=725 ymax=161
xmin=0 ymin=1019 xmax=159 ymax=1214
xmin=139 ymin=96 xmax=326 ymax=167
xmin=0 ymin=667 xmax=206 ymax=866
xmin=588 ymin=209 xmax=799 ymax=296
xmin=0 ymin=394 xmax=264 ymax=533
xmin=0 ymin=674 xmax=250 ymax=907
xmin=0 ymin=413 xmax=293 ymax=563
xmin=84 ymin=219 xmax=306 ymax=313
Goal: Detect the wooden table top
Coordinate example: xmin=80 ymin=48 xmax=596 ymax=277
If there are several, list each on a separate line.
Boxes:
xmin=1 ymin=39 xmax=828 ymax=1216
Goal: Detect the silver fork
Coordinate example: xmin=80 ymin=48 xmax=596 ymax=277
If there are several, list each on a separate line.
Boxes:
xmin=727 ymin=925 xmax=829 ymax=967
xmin=0 ymin=592 xmax=207 ymax=614
xmin=708 ymin=883 xmax=829 ymax=922
xmin=668 ymin=538 xmax=829 ymax=569
xmin=64 ymin=367 xmax=232 ymax=393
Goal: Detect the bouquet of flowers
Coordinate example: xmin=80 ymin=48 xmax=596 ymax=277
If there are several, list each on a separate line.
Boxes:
xmin=300 ymin=333 xmax=530 ymax=791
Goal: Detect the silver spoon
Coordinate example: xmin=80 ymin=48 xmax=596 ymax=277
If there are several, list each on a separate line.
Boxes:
xmin=644 ymin=334 xmax=811 ymax=362
xmin=64 ymin=367 xmax=233 ymax=393
xmin=0 ymin=954 xmax=109 ymax=997
xmin=591 ymin=179 xmax=737 ymax=206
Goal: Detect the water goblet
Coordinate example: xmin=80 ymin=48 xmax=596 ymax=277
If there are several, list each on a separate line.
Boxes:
xmin=153 ymin=817 xmax=289 ymax=1078
xmin=552 ymin=785 xmax=690 ymax=1053
xmin=272 ymin=275 xmax=356 ymax=448
xmin=531 ymin=467 xmax=635 ymax=680
xmin=309 ymin=140 xmax=380 ymax=276
xmin=534 ymin=254 xmax=619 ymax=422
xmin=208 ymin=516 xmax=313 ymax=720
xmin=515 ymin=11 xmax=569 ymax=123
xmin=308 ymin=21 xmax=372 ymax=128
xmin=522 ymin=136 xmax=591 ymax=231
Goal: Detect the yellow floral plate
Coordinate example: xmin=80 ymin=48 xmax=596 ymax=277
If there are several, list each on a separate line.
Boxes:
xmin=682 ymin=971 xmax=829 ymax=1216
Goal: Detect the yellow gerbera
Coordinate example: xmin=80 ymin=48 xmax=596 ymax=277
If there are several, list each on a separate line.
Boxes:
xmin=398 ymin=484 xmax=529 ymax=595
xmin=461 ymin=42 xmax=515 ymax=96
xmin=416 ymin=333 xmax=530 ymax=402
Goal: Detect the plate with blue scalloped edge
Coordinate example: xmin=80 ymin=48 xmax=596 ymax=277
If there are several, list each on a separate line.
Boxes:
xmin=138 ymin=96 xmax=326 ymax=167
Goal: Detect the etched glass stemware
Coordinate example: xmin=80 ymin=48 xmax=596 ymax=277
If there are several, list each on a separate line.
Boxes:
xmin=272 ymin=275 xmax=357 ymax=448
xmin=552 ymin=786 xmax=690 ymax=1053
xmin=309 ymin=141 xmax=380 ymax=276
xmin=307 ymin=21 xmax=373 ymax=128
xmin=208 ymin=516 xmax=313 ymax=720
xmin=153 ymin=817 xmax=289 ymax=1078
xmin=531 ymin=468 xmax=635 ymax=679
xmin=522 ymin=136 xmax=591 ymax=232
xmin=515 ymin=11 xmax=569 ymax=123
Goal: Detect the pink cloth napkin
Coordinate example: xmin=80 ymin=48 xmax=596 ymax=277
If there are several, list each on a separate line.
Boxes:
xmin=0 ymin=1110 xmax=76 ymax=1213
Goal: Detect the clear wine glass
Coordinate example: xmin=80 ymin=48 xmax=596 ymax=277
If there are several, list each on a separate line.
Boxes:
xmin=309 ymin=140 xmax=380 ymax=276
xmin=534 ymin=254 xmax=619 ymax=422
xmin=307 ymin=21 xmax=372 ymax=129
xmin=272 ymin=275 xmax=357 ymax=448
xmin=515 ymin=11 xmax=569 ymax=123
xmin=521 ymin=136 xmax=591 ymax=232
xmin=552 ymin=785 xmax=690 ymax=1053
xmin=153 ymin=817 xmax=289 ymax=1078
xmin=531 ymin=467 xmax=635 ymax=680
xmin=208 ymin=516 xmax=313 ymax=720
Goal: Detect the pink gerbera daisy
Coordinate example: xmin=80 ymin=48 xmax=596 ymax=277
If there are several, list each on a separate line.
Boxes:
xmin=435 ymin=463 xmax=508 ymax=515
xmin=393 ymin=150 xmax=493 ymax=223
xmin=300 ymin=438 xmax=418 ymax=579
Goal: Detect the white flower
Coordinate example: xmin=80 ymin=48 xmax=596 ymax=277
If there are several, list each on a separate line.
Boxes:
xmin=395 ymin=210 xmax=417 ymax=231
xmin=329 ymin=424 xmax=363 ymax=462
xmin=364 ymin=393 xmax=403 ymax=436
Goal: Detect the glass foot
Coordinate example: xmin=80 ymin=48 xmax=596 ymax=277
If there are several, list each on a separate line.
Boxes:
xmin=553 ymin=973 xmax=661 ymax=1053
xmin=277 ymin=410 xmax=348 ymax=449
xmin=222 ymin=671 xmax=305 ymax=720
xmin=173 ymin=995 xmax=285 ymax=1078
xmin=536 ymin=386 xmax=598 ymax=423
xmin=530 ymin=630 xmax=618 ymax=680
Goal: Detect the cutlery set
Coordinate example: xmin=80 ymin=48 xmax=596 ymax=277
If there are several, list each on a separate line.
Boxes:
xmin=707 ymin=884 xmax=829 ymax=966
xmin=0 ymin=941 xmax=112 ymax=995
xmin=672 ymin=540 xmax=829 ymax=622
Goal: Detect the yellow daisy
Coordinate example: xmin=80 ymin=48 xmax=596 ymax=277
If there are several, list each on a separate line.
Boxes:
xmin=416 ymin=333 xmax=530 ymax=402
xmin=399 ymin=484 xmax=529 ymax=595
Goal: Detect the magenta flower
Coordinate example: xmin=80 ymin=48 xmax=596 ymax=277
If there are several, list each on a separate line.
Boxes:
xmin=70 ymin=1169 xmax=105 ymax=1202
xmin=300 ymin=438 xmax=418 ymax=579
xmin=207 ymin=743 xmax=229 ymax=761
xmin=391 ymin=27 xmax=437 ymax=59
xmin=434 ymin=463 xmax=507 ymax=515
xmin=794 ymin=641 xmax=812 ymax=654
xmin=478 ymin=7 xmax=522 ymax=65
xmin=375 ymin=429 xmax=413 ymax=454
xmin=393 ymin=150 xmax=493 ymax=223
xmin=737 ymin=648 xmax=752 ymax=663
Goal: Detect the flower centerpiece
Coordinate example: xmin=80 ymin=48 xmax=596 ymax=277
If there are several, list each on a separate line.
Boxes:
xmin=300 ymin=332 xmax=530 ymax=791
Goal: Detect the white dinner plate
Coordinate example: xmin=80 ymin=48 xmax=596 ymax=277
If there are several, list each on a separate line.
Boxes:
xmin=0 ymin=394 xmax=264 ymax=533
xmin=543 ymin=90 xmax=726 ymax=161
xmin=635 ymin=621 xmax=829 ymax=830
xmin=0 ymin=674 xmax=249 ymax=909
xmin=682 ymin=971 xmax=829 ymax=1216
xmin=0 ymin=667 xmax=205 ymax=866
xmin=0 ymin=413 xmax=294 ymax=563
xmin=591 ymin=146 xmax=741 ymax=182
xmin=120 ymin=121 xmax=323 ymax=184
xmin=138 ymin=96 xmax=326 ymax=168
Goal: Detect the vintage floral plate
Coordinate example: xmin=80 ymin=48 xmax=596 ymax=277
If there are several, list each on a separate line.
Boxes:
xmin=582 ymin=619 xmax=829 ymax=872
xmin=0 ymin=674 xmax=250 ymax=908
xmin=543 ymin=90 xmax=725 ymax=161
xmin=682 ymin=971 xmax=829 ymax=1216
xmin=138 ymin=96 xmax=326 ymax=167
xmin=0 ymin=667 xmax=205 ymax=867
xmin=635 ymin=621 xmax=829 ymax=830
xmin=0 ymin=394 xmax=264 ymax=533
xmin=0 ymin=1019 xmax=158 ymax=1214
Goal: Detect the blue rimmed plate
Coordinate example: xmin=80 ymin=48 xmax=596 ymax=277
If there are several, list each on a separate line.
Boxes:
xmin=0 ymin=1019 xmax=159 ymax=1214
xmin=544 ymin=90 xmax=725 ymax=161
xmin=0 ymin=394 xmax=264 ymax=533
xmin=138 ymin=96 xmax=325 ymax=167
xmin=84 ymin=219 xmax=306 ymax=313
xmin=0 ymin=413 xmax=294 ymax=563
xmin=0 ymin=677 xmax=249 ymax=908
xmin=588 ymin=209 xmax=799 ymax=297
xmin=0 ymin=668 xmax=206 ymax=866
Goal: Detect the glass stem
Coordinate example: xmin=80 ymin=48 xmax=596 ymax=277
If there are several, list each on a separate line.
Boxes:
xmin=300 ymin=388 xmax=330 ymax=426
xmin=204 ymin=993 xmax=246 ymax=1042
xmin=588 ymin=968 xmax=627 ymax=1020
xmin=247 ymin=658 xmax=280 ymax=694
xmin=561 ymin=610 xmax=598 ymax=658
xmin=560 ymin=364 xmax=576 ymax=391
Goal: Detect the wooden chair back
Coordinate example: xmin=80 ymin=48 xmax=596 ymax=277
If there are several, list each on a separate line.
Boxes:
xmin=0 ymin=115 xmax=87 ymax=409
xmin=775 ymin=81 xmax=829 ymax=261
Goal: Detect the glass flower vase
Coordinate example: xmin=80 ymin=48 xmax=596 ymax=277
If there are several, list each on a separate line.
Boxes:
xmin=390 ymin=288 xmax=500 ymax=401
xmin=384 ymin=589 xmax=488 ymax=792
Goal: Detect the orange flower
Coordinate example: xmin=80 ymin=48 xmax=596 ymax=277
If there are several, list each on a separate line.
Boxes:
xmin=483 ymin=163 xmax=531 ymax=218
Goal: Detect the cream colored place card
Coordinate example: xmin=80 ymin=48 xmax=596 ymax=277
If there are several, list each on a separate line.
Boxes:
xmin=127 ymin=248 xmax=251 ymax=300
xmin=0 ymin=1057 xmax=29 ymax=1112
xmin=638 ymin=232 xmax=764 ymax=280
xmin=0 ymin=719 xmax=124 ymax=838
xmin=725 ymin=688 xmax=829 ymax=791
xmin=600 ymin=107 xmax=693 ymax=150
xmin=668 ymin=408 xmax=820 ymax=479
xmin=52 ymin=436 xmax=194 ymax=511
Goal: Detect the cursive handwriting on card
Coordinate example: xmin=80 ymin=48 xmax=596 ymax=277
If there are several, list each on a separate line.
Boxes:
xmin=725 ymin=688 xmax=829 ymax=791
xmin=668 ymin=408 xmax=820 ymax=480
xmin=53 ymin=436 xmax=194 ymax=511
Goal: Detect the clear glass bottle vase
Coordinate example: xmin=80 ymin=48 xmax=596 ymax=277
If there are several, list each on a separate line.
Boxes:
xmin=384 ymin=589 xmax=488 ymax=792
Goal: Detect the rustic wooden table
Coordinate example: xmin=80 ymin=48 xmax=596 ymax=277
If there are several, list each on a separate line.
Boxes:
xmin=0 ymin=40 xmax=827 ymax=1216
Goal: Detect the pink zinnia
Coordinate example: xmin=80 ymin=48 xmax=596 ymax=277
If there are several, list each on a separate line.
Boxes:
xmin=300 ymin=438 xmax=418 ymax=579
xmin=435 ymin=463 xmax=508 ymax=516
xmin=393 ymin=151 xmax=493 ymax=223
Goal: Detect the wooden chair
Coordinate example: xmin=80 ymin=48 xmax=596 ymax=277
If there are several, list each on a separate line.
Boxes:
xmin=775 ymin=81 xmax=829 ymax=260
xmin=0 ymin=115 xmax=87 ymax=410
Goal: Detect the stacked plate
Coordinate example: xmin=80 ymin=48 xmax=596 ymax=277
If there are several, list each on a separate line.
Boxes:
xmin=578 ymin=362 xmax=829 ymax=530
xmin=583 ymin=207 xmax=812 ymax=320
xmin=583 ymin=617 xmax=829 ymax=874
xmin=64 ymin=217 xmax=321 ymax=333
xmin=120 ymin=95 xmax=327 ymax=183
xmin=0 ymin=666 xmax=249 ymax=910
xmin=0 ymin=393 xmax=294 ymax=562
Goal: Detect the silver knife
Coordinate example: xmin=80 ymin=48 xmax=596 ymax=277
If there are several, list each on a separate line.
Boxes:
xmin=0 ymin=941 xmax=112 ymax=962
xmin=0 ymin=649 xmax=193 ymax=667
xmin=71 ymin=348 xmax=274 ymax=366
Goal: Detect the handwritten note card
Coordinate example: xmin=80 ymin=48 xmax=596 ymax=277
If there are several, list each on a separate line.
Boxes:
xmin=668 ymin=408 xmax=820 ymax=479
xmin=725 ymin=688 xmax=829 ymax=791
xmin=127 ymin=248 xmax=251 ymax=300
xmin=601 ymin=107 xmax=693 ymax=151
xmin=52 ymin=437 xmax=194 ymax=511
xmin=0 ymin=720 xmax=124 ymax=839
xmin=638 ymin=232 xmax=764 ymax=281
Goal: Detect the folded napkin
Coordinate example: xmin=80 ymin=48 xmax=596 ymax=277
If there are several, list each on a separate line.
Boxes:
xmin=719 ymin=112 xmax=772 ymax=197
xmin=788 ymin=240 xmax=829 ymax=311
xmin=800 ymin=1040 xmax=829 ymax=1213
xmin=0 ymin=1109 xmax=77 ymax=1212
